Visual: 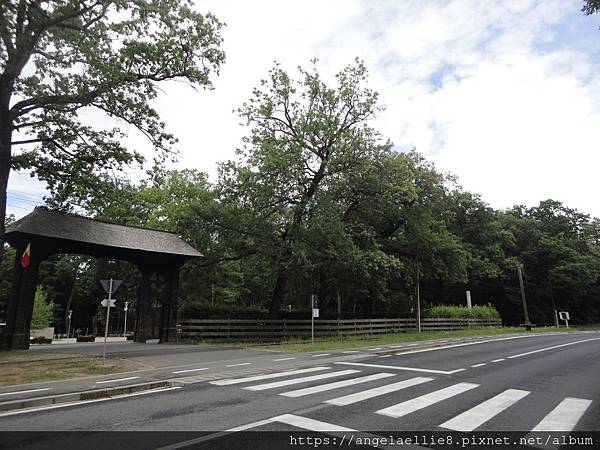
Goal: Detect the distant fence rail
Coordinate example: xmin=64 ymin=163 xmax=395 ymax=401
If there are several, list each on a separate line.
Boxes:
xmin=177 ymin=318 xmax=502 ymax=341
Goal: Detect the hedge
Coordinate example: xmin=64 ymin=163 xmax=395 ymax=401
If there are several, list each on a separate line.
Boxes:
xmin=422 ymin=304 xmax=501 ymax=320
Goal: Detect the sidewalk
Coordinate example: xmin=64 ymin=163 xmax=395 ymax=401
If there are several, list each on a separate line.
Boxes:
xmin=47 ymin=337 xmax=128 ymax=345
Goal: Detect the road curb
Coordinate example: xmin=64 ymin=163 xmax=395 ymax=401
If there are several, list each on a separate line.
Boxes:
xmin=0 ymin=380 xmax=180 ymax=413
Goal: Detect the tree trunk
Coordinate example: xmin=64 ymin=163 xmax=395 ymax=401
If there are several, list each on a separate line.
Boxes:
xmin=0 ymin=114 xmax=11 ymax=270
xmin=269 ymin=267 xmax=289 ymax=318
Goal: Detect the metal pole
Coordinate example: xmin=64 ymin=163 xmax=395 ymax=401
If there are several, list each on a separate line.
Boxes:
xmin=518 ymin=266 xmax=532 ymax=330
xmin=103 ymin=279 xmax=113 ymax=363
xmin=67 ymin=310 xmax=72 ymax=338
xmin=123 ymin=302 xmax=129 ymax=336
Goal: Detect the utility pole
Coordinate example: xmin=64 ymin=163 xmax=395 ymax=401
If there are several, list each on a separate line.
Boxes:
xmin=415 ymin=249 xmax=421 ymax=333
xmin=518 ymin=265 xmax=533 ymax=330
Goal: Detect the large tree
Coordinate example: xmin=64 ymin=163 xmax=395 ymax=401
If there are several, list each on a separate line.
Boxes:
xmin=220 ymin=59 xmax=388 ymax=317
xmin=0 ymin=0 xmax=225 ymax=265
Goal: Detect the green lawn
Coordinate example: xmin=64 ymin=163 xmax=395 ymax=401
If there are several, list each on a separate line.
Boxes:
xmin=194 ymin=325 xmax=600 ymax=353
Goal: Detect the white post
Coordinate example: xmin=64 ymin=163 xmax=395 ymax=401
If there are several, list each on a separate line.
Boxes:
xmin=123 ymin=301 xmax=129 ymax=336
xmin=466 ymin=291 xmax=472 ymax=308
xmin=103 ymin=278 xmax=113 ymax=363
xmin=311 ymin=294 xmax=314 ymax=344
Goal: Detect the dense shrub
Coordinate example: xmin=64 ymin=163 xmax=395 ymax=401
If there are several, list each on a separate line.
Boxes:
xmin=423 ymin=305 xmax=501 ymax=320
xmin=76 ymin=334 xmax=96 ymax=342
xmin=179 ymin=301 xmax=267 ymax=319
xmin=30 ymin=336 xmax=52 ymax=344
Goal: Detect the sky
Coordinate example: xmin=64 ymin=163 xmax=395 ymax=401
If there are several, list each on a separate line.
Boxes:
xmin=8 ymin=0 xmax=600 ymax=219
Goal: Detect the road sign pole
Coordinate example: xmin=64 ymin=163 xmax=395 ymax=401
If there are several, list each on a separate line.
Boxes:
xmin=103 ymin=278 xmax=113 ymax=363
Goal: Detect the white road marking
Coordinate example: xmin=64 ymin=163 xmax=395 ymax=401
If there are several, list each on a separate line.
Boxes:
xmin=210 ymin=367 xmax=331 ymax=386
xmin=226 ymin=363 xmax=252 ymax=367
xmin=95 ymin=376 xmax=140 ymax=384
xmin=335 ymin=361 xmax=465 ymax=375
xmin=440 ymin=389 xmax=530 ymax=431
xmin=379 ymin=355 xmax=391 ymax=358
xmin=0 ymin=387 xmax=182 ymax=418
xmin=491 ymin=358 xmax=505 ymax=363
xmin=532 ymin=398 xmax=592 ymax=431
xmin=0 ymin=388 xmax=51 ymax=397
xmin=312 ymin=353 xmax=331 ymax=358
xmin=274 ymin=357 xmax=296 ymax=362
xmin=376 ymin=383 xmax=479 ymax=418
xmin=471 ymin=363 xmax=487 ymax=368
xmin=227 ymin=414 xmax=355 ymax=432
xmin=507 ymin=338 xmax=600 ymax=359
xmin=280 ymin=373 xmax=395 ymax=398
xmin=326 ymin=377 xmax=434 ymax=406
xmin=391 ymin=335 xmax=541 ymax=357
xmin=369 ymin=348 xmax=383 ymax=351
xmin=244 ymin=370 xmax=360 ymax=391
xmin=342 ymin=350 xmax=360 ymax=354
xmin=171 ymin=368 xmax=209 ymax=374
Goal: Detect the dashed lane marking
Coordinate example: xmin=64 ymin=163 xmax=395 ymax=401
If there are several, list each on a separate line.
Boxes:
xmin=95 ymin=376 xmax=140 ymax=384
xmin=335 ymin=361 xmax=465 ymax=375
xmin=507 ymin=338 xmax=600 ymax=360
xmin=171 ymin=368 xmax=209 ymax=374
xmin=0 ymin=388 xmax=51 ymax=397
xmin=226 ymin=363 xmax=252 ymax=367
xmin=274 ymin=357 xmax=296 ymax=362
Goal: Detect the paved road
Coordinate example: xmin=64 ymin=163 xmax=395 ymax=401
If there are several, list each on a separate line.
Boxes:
xmin=1 ymin=332 xmax=598 ymax=449
xmin=1 ymin=334 xmax=548 ymax=401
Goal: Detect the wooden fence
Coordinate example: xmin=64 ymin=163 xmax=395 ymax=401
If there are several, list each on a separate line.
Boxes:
xmin=177 ymin=318 xmax=502 ymax=341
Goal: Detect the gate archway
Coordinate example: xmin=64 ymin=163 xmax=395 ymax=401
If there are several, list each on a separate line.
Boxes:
xmin=0 ymin=207 xmax=201 ymax=350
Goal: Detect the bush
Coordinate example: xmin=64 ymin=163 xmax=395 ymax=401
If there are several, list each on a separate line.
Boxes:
xmin=76 ymin=334 xmax=96 ymax=342
xmin=423 ymin=304 xmax=501 ymax=320
xmin=179 ymin=301 xmax=267 ymax=319
xmin=30 ymin=336 xmax=52 ymax=344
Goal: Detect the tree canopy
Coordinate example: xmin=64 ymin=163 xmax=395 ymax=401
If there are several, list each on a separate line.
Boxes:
xmin=0 ymin=0 xmax=225 ymax=265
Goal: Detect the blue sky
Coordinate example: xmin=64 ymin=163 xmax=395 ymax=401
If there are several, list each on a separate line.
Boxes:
xmin=8 ymin=0 xmax=600 ymax=219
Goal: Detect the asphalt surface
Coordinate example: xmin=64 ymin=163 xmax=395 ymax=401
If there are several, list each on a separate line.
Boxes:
xmin=1 ymin=334 xmax=551 ymax=401
xmin=0 ymin=332 xmax=598 ymax=441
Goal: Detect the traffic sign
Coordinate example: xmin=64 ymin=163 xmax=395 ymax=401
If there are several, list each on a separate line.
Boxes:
xmin=100 ymin=279 xmax=122 ymax=294
xmin=558 ymin=311 xmax=570 ymax=320
xmin=312 ymin=308 xmax=319 ymax=318
xmin=101 ymin=299 xmax=116 ymax=308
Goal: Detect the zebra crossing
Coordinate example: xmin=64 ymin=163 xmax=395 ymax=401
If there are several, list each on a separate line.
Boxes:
xmin=209 ymin=366 xmax=594 ymax=432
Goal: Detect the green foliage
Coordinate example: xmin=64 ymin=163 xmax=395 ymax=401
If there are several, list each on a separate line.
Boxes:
xmin=423 ymin=305 xmax=500 ymax=320
xmin=179 ymin=301 xmax=266 ymax=319
xmin=30 ymin=287 xmax=55 ymax=330
xmin=0 ymin=0 xmax=226 ymax=267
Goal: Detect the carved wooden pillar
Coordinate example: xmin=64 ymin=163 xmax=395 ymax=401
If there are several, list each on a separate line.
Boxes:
xmin=135 ymin=266 xmax=153 ymax=343
xmin=1 ymin=243 xmax=43 ymax=350
xmin=159 ymin=266 xmax=180 ymax=343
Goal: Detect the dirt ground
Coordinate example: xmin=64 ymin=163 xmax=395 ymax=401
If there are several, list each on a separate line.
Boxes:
xmin=0 ymin=351 xmax=145 ymax=386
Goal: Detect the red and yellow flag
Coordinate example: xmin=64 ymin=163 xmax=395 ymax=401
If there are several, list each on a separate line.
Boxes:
xmin=20 ymin=243 xmax=31 ymax=268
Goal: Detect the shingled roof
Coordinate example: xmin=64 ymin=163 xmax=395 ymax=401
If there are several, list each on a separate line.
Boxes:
xmin=6 ymin=207 xmax=202 ymax=258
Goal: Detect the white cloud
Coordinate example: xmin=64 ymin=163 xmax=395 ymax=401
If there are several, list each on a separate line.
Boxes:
xmin=8 ymin=0 xmax=600 ymax=219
